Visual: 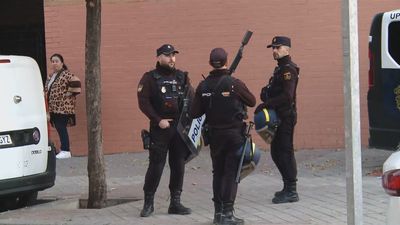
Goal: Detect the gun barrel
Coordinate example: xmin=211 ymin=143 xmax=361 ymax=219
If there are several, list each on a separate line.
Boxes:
xmin=241 ymin=30 xmax=253 ymax=45
xmin=229 ymin=30 xmax=253 ymax=76
xmin=229 ymin=52 xmax=242 ymax=75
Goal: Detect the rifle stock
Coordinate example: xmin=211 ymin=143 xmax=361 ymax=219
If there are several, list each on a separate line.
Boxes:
xmin=229 ymin=30 xmax=253 ymax=75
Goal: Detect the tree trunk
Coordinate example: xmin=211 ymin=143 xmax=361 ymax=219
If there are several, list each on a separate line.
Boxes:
xmin=85 ymin=0 xmax=107 ymax=209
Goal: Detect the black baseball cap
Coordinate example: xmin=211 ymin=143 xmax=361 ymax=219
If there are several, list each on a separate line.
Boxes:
xmin=267 ymin=36 xmax=291 ymax=48
xmin=209 ymin=48 xmax=227 ymax=68
xmin=156 ymin=44 xmax=179 ymax=56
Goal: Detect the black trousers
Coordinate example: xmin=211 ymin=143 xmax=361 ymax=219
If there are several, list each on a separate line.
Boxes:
xmin=209 ymin=126 xmax=245 ymax=205
xmin=143 ymin=123 xmax=188 ymax=194
xmin=271 ymin=113 xmax=297 ymax=183
xmin=52 ymin=113 xmax=70 ymax=152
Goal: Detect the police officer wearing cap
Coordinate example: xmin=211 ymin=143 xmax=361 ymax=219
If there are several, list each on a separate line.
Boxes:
xmin=137 ymin=44 xmax=193 ymax=217
xmin=257 ymin=36 xmax=300 ymax=204
xmin=190 ymin=48 xmax=256 ymax=225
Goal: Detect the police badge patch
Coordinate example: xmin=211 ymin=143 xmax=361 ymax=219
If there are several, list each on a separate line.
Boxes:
xmin=283 ymin=72 xmax=292 ymax=80
xmin=221 ymin=91 xmax=230 ymax=97
xmin=137 ymin=84 xmax=143 ymax=92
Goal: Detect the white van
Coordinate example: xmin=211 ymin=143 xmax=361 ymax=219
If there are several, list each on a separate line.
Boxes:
xmin=367 ymin=9 xmax=400 ymax=150
xmin=0 ymin=55 xmax=55 ymax=208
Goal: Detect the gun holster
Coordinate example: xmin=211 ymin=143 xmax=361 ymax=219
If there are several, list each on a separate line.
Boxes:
xmin=141 ymin=129 xmax=151 ymax=150
xmin=202 ymin=125 xmax=210 ymax=146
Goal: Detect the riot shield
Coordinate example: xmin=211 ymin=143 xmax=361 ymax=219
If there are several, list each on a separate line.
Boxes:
xmin=177 ymin=89 xmax=205 ymax=163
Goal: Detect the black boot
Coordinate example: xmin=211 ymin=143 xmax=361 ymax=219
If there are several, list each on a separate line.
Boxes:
xmin=213 ymin=201 xmax=222 ymax=225
xmin=168 ymin=191 xmax=191 ymax=215
xmin=220 ymin=202 xmax=244 ymax=225
xmin=140 ymin=192 xmax=154 ymax=217
xmin=272 ymin=182 xmax=299 ymax=204
xmin=274 ymin=182 xmax=287 ymax=197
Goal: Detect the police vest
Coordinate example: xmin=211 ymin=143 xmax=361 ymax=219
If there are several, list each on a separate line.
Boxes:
xmin=151 ymin=70 xmax=187 ymax=118
xmin=201 ymin=75 xmax=246 ymax=128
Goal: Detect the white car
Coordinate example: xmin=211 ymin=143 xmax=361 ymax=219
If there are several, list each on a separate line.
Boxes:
xmin=382 ymin=149 xmax=400 ymax=225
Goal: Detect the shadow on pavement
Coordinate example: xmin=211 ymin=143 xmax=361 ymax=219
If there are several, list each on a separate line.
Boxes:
xmin=78 ymin=197 xmax=141 ymax=209
xmin=0 ymin=197 xmax=57 ymax=213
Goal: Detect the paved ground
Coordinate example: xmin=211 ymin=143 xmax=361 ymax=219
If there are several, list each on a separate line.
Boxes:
xmin=0 ymin=147 xmax=394 ymax=225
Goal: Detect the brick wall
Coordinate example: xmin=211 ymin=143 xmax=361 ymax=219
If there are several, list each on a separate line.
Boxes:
xmin=44 ymin=0 xmax=400 ymax=155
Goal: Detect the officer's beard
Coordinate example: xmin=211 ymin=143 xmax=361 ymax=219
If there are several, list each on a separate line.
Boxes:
xmin=166 ymin=62 xmax=175 ymax=69
xmin=273 ymin=52 xmax=283 ymax=60
xmin=274 ymin=49 xmax=289 ymax=60
xmin=157 ymin=62 xmax=175 ymax=73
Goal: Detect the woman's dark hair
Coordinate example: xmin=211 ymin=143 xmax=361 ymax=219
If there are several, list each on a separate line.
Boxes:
xmin=50 ymin=53 xmax=68 ymax=70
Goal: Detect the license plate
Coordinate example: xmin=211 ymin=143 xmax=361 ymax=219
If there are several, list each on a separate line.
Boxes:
xmin=0 ymin=134 xmax=12 ymax=146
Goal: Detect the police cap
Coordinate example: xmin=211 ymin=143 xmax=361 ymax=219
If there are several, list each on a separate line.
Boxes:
xmin=157 ymin=44 xmax=179 ymax=56
xmin=267 ymin=36 xmax=291 ymax=48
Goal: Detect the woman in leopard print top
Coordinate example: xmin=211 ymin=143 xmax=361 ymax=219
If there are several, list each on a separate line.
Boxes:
xmin=44 ymin=53 xmax=81 ymax=159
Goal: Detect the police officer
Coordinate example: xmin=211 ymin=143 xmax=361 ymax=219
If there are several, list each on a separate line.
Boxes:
xmin=190 ymin=48 xmax=256 ymax=225
xmin=257 ymin=36 xmax=300 ymax=204
xmin=137 ymin=44 xmax=192 ymax=217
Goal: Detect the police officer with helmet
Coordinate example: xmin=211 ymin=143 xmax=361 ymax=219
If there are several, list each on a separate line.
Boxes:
xmin=256 ymin=36 xmax=300 ymax=204
xmin=137 ymin=44 xmax=193 ymax=217
xmin=190 ymin=48 xmax=256 ymax=225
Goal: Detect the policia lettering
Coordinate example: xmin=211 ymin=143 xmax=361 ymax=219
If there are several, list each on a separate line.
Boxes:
xmin=137 ymin=44 xmax=192 ymax=217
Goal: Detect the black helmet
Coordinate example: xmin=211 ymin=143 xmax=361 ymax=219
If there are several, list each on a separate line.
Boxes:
xmin=236 ymin=140 xmax=261 ymax=180
xmin=254 ymin=107 xmax=280 ymax=144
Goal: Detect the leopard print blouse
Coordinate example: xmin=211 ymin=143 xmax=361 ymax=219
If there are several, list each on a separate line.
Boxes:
xmin=44 ymin=69 xmax=81 ymax=116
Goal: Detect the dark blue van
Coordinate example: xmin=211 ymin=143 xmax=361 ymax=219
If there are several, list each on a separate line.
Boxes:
xmin=368 ymin=10 xmax=400 ymax=150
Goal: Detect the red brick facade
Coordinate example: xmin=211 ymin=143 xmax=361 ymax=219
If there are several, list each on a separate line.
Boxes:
xmin=44 ymin=0 xmax=399 ymax=155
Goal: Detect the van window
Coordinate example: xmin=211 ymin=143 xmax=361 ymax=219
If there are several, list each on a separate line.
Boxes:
xmin=388 ymin=21 xmax=400 ymax=65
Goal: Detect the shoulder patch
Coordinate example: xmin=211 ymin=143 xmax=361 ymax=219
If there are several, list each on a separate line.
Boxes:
xmin=137 ymin=84 xmax=143 ymax=92
xmin=283 ymin=72 xmax=292 ymax=81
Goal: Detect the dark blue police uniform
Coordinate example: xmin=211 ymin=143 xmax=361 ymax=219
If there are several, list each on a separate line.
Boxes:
xmin=259 ymin=36 xmax=300 ymax=204
xmin=137 ymin=44 xmax=192 ymax=217
xmin=190 ymin=48 xmax=256 ymax=225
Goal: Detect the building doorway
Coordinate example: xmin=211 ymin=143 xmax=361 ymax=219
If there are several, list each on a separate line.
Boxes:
xmin=0 ymin=0 xmax=47 ymax=83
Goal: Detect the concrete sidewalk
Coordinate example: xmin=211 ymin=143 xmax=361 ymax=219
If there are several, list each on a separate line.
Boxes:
xmin=0 ymin=148 xmax=393 ymax=225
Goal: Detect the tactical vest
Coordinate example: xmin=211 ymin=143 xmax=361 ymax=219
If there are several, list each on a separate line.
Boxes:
xmin=151 ymin=70 xmax=187 ymax=119
xmin=201 ymin=75 xmax=246 ymax=128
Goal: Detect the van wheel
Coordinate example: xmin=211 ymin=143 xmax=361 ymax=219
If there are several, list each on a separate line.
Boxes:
xmin=17 ymin=191 xmax=38 ymax=207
